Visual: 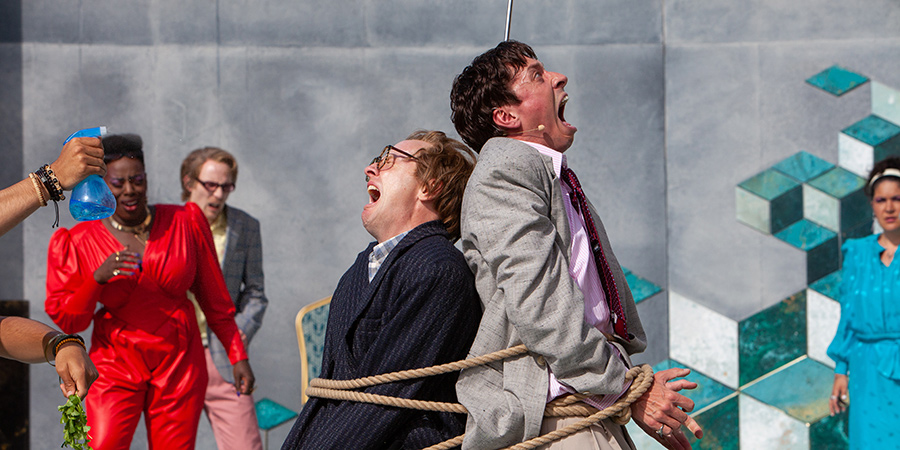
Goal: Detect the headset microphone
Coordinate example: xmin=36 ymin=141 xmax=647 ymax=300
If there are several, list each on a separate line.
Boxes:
xmin=504 ymin=124 xmax=545 ymax=136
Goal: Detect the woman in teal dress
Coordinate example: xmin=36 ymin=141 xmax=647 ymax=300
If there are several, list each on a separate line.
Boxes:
xmin=827 ymin=156 xmax=900 ymax=447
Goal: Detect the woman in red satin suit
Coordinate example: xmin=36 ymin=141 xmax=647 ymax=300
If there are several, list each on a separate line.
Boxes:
xmin=45 ymin=134 xmax=255 ymax=450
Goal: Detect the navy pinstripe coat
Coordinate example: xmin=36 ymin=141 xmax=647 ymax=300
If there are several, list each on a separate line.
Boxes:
xmin=282 ymin=220 xmax=481 ymax=449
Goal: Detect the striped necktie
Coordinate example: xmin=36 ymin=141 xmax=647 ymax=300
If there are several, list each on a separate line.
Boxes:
xmin=561 ymin=166 xmax=630 ymax=341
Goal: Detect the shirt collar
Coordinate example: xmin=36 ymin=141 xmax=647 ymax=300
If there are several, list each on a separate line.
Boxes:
xmin=210 ymin=207 xmax=228 ymax=233
xmin=521 ymin=141 xmax=568 ymax=176
xmin=368 ymin=230 xmax=410 ymax=282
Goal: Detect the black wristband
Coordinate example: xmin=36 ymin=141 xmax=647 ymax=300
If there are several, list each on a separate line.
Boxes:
xmin=47 ymin=333 xmax=86 ymax=360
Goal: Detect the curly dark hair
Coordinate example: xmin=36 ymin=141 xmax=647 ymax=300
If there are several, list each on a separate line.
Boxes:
xmin=102 ymin=133 xmax=144 ymax=165
xmin=450 ymin=41 xmax=536 ymax=152
xmin=867 ymin=156 xmax=900 ymax=198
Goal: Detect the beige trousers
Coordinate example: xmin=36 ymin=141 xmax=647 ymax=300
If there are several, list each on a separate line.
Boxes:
xmin=537 ymin=417 xmax=637 ymax=450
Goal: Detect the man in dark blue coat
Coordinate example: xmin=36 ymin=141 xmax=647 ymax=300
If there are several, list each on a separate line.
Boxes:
xmin=282 ymin=130 xmax=482 ymax=449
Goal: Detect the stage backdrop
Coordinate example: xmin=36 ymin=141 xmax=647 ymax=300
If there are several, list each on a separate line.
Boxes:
xmin=1 ymin=0 xmax=899 ymax=448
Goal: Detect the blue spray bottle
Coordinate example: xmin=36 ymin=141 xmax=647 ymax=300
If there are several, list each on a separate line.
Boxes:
xmin=65 ymin=127 xmax=117 ymax=220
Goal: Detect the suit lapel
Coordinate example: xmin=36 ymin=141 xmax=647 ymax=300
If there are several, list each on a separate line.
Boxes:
xmin=223 ymin=206 xmax=242 ymax=273
xmin=341 ymin=221 xmax=446 ymax=345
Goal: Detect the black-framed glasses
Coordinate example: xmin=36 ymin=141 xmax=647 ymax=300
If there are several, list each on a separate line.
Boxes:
xmin=194 ymin=178 xmax=236 ymax=193
xmin=371 ymin=145 xmax=420 ymax=171
xmin=107 ymin=172 xmax=147 ymax=188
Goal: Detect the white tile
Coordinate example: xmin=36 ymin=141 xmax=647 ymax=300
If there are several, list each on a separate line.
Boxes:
xmin=736 ymin=188 xmax=772 ymax=234
xmin=873 ymin=81 xmax=900 ymax=126
xmin=740 ymin=394 xmax=809 ymax=449
xmin=807 ymin=289 xmax=841 ymax=368
xmin=838 ymin=133 xmax=874 ymax=177
xmin=803 ymin=185 xmax=840 ymax=231
xmin=669 ymin=291 xmax=739 ymax=389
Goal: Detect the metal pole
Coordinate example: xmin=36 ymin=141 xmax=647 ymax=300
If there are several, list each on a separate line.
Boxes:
xmin=504 ymin=0 xmax=514 ymax=41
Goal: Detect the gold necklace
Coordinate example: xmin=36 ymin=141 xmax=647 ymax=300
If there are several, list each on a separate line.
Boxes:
xmin=109 ymin=207 xmax=152 ymax=245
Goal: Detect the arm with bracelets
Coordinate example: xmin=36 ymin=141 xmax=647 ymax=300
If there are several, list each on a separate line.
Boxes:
xmin=0 ymin=315 xmax=99 ymax=399
xmin=0 ymin=137 xmax=105 ymax=237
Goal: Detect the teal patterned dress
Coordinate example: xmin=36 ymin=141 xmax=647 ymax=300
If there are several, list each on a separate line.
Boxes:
xmin=827 ymin=234 xmax=900 ymax=448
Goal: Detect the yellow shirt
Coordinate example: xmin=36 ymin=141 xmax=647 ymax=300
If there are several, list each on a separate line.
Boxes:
xmin=188 ymin=209 xmax=228 ymax=346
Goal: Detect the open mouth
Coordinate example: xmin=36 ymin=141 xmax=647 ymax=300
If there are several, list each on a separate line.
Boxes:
xmin=558 ymin=95 xmax=569 ymax=125
xmin=368 ymin=185 xmax=381 ymax=203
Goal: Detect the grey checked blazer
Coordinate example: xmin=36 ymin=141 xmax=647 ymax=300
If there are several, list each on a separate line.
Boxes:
xmin=207 ymin=205 xmax=268 ymax=382
xmin=456 ymin=138 xmax=647 ymax=449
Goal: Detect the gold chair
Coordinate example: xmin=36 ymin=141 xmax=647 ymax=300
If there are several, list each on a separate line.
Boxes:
xmin=295 ymin=296 xmax=331 ymax=404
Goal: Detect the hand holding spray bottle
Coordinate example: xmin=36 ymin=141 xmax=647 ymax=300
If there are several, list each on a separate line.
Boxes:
xmin=65 ymin=127 xmax=117 ymax=220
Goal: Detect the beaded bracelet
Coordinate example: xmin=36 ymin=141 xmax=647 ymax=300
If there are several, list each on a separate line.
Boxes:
xmin=27 ymin=172 xmax=48 ymax=207
xmin=35 ymin=165 xmax=65 ymax=201
xmin=34 ymin=165 xmax=64 ymax=227
xmin=43 ymin=333 xmax=86 ymax=366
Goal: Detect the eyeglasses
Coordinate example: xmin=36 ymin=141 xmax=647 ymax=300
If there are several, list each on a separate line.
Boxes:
xmin=194 ymin=178 xmax=236 ymax=193
xmin=107 ymin=173 xmax=147 ymax=188
xmin=371 ymin=145 xmax=420 ymax=171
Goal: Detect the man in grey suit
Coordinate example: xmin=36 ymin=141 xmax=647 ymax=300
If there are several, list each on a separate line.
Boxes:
xmin=450 ymin=41 xmax=702 ymax=449
xmin=181 ymin=147 xmax=266 ymax=450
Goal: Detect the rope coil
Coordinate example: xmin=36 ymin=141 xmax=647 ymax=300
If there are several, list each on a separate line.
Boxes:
xmin=307 ymin=345 xmax=654 ymax=450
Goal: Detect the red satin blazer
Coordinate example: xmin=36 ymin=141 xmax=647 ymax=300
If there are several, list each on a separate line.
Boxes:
xmin=45 ymin=203 xmax=247 ymax=364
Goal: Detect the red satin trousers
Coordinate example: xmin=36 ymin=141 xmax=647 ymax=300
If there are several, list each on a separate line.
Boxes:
xmin=85 ymin=312 xmax=208 ymax=450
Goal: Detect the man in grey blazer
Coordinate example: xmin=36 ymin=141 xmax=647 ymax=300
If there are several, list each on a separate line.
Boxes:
xmin=182 ymin=147 xmax=266 ymax=450
xmin=450 ymin=41 xmax=702 ymax=449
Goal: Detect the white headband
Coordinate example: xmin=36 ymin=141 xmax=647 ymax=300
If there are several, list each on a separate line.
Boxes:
xmin=869 ymin=168 xmax=900 ymax=188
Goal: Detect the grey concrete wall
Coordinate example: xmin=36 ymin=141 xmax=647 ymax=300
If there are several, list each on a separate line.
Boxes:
xmin=3 ymin=0 xmax=898 ymax=448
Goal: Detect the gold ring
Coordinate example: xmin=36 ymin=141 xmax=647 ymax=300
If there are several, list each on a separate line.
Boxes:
xmin=115 ymin=255 xmax=120 ymax=262
xmin=112 ymin=269 xmax=121 ymax=277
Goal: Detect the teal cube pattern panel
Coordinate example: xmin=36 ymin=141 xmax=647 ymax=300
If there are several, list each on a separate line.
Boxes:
xmin=841 ymin=218 xmax=873 ymax=241
xmin=738 ymin=291 xmax=806 ymax=386
xmin=839 ymin=114 xmax=900 ymax=177
xmin=668 ymin=291 xmax=849 ymax=449
xmin=742 ymin=358 xmax=832 ymax=423
xmin=255 ymin=398 xmax=298 ymax=431
xmin=736 ymin=169 xmax=803 ymax=234
xmin=803 ymin=167 xmax=868 ymax=233
xmin=809 ymin=270 xmax=841 ymax=301
xmin=711 ymin=65 xmax=893 ymax=449
xmin=688 ymin=394 xmax=740 ymax=450
xmin=742 ymin=358 xmax=849 ymax=448
xmin=773 ymin=151 xmax=835 ymax=183
xmin=843 ymin=114 xmax=900 ymax=147
xmin=810 ymin=411 xmax=851 ymax=450
xmin=774 ymin=219 xmax=839 ymax=283
xmin=623 ymin=267 xmax=663 ymax=304
xmin=805 ymin=65 xmax=868 ymax=96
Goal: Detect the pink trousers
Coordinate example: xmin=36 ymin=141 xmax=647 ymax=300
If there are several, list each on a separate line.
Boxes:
xmin=202 ymin=348 xmax=263 ymax=450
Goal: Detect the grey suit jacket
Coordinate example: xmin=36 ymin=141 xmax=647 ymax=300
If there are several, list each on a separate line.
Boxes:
xmin=457 ymin=137 xmax=647 ymax=449
xmin=208 ymin=205 xmax=268 ymax=382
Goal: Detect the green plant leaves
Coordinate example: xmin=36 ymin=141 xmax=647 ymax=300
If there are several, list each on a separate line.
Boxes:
xmin=58 ymin=394 xmax=91 ymax=449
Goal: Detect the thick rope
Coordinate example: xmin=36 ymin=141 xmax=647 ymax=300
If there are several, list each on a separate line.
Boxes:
xmin=309 ymin=344 xmax=528 ymax=390
xmin=307 ymin=345 xmax=654 ymax=450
